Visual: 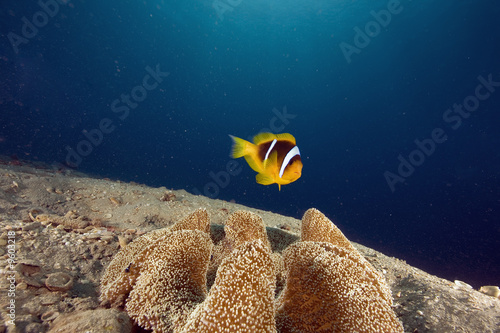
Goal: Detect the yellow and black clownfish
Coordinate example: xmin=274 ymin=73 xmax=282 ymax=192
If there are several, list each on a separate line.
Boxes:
xmin=229 ymin=132 xmax=303 ymax=190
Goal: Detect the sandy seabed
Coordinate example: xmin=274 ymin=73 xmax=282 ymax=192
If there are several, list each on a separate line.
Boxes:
xmin=0 ymin=157 xmax=498 ymax=333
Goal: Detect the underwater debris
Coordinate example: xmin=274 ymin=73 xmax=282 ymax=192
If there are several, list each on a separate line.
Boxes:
xmin=41 ymin=310 xmax=60 ymax=322
xmin=109 ymin=197 xmax=121 ymax=205
xmin=45 ymin=272 xmax=74 ymax=292
xmin=14 ymin=260 xmax=44 ymax=288
xmin=28 ymin=208 xmax=44 ymax=221
xmin=30 ymin=210 xmax=91 ymax=229
xmin=160 ymin=191 xmax=177 ymax=202
xmin=454 ymin=280 xmax=473 ymax=289
xmin=479 ymin=285 xmax=500 ymax=298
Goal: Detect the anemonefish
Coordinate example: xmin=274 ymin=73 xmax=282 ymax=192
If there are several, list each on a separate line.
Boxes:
xmin=229 ymin=132 xmax=303 ymax=190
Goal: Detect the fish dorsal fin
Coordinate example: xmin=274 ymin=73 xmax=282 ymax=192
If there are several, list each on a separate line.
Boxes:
xmin=274 ymin=133 xmax=296 ymax=145
xmin=253 ymin=132 xmax=277 ymax=145
xmin=253 ymin=132 xmax=296 ymax=145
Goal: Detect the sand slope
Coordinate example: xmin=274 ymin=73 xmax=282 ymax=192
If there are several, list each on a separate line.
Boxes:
xmin=0 ymin=159 xmax=498 ymax=332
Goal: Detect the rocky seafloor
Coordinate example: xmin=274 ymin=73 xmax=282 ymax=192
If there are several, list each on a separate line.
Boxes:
xmin=0 ymin=158 xmax=498 ymax=332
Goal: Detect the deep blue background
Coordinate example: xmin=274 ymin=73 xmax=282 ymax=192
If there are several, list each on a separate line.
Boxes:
xmin=1 ymin=0 xmax=499 ymax=288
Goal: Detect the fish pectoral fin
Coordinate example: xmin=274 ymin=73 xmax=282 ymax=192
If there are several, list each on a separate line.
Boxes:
xmin=244 ymin=155 xmax=262 ymax=173
xmin=263 ymin=150 xmax=278 ymax=171
xmin=256 ymin=173 xmax=275 ymax=186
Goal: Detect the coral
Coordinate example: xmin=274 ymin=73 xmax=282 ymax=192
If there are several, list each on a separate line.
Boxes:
xmin=271 ymin=252 xmax=286 ymax=296
xmin=99 ymin=226 xmax=168 ymax=305
xmin=207 ymin=210 xmax=271 ymax=288
xmin=300 ymin=207 xmax=393 ymax=303
xmin=276 ymin=208 xmax=402 ymax=332
xmin=101 ymin=208 xmax=403 ymax=333
xmin=224 ymin=210 xmax=271 ymax=250
xmin=301 ymin=208 xmax=355 ymax=251
xmin=126 ymin=229 xmax=213 ymax=332
xmin=182 ymin=239 xmax=276 ymax=333
xmin=99 ymin=208 xmax=210 ymax=306
xmin=276 ymin=241 xmax=403 ymax=332
xmin=169 ymin=208 xmax=211 ymax=234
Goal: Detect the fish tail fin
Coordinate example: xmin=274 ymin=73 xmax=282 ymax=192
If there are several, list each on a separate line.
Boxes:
xmin=256 ymin=173 xmax=275 ymax=186
xmin=229 ymin=135 xmax=254 ymax=158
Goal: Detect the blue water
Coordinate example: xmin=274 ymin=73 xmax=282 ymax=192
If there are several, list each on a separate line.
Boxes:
xmin=1 ymin=0 xmax=499 ymax=288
